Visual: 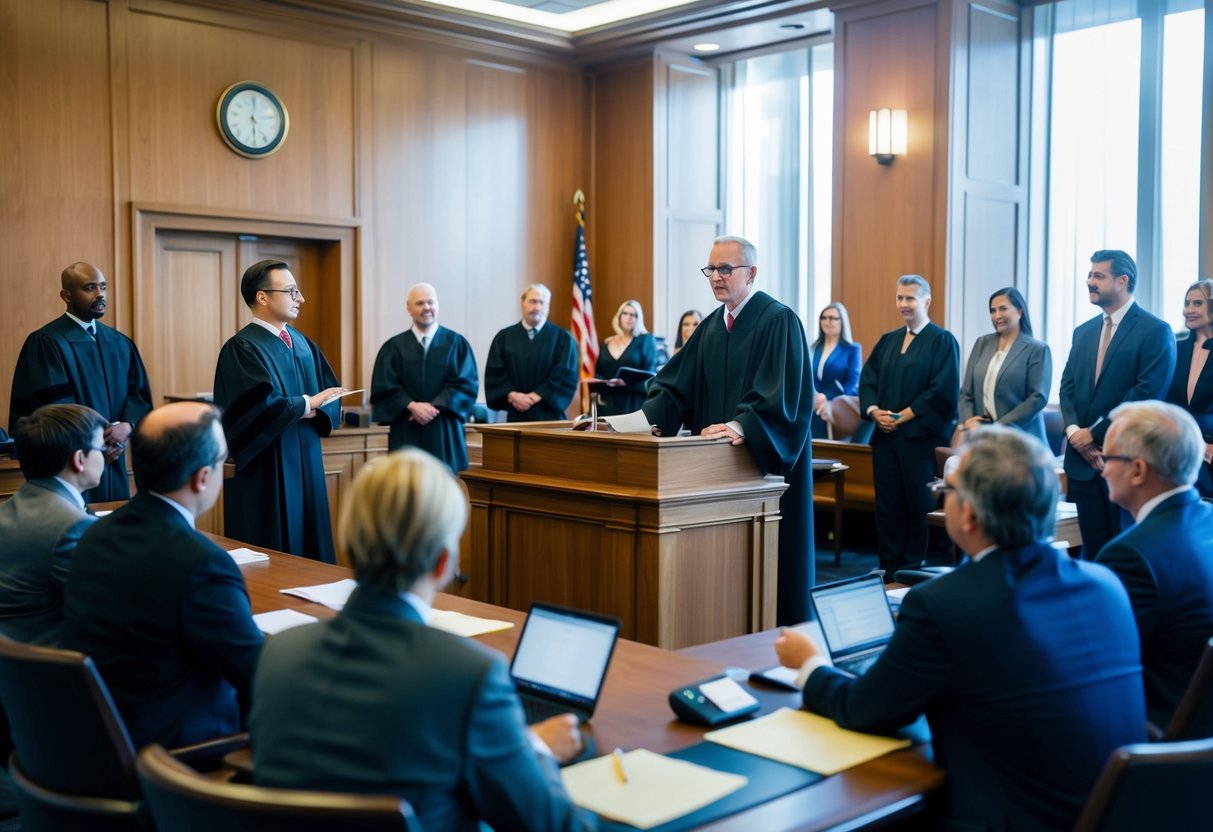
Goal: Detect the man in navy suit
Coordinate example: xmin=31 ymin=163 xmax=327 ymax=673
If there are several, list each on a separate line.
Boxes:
xmin=251 ymin=448 xmax=594 ymax=831
xmin=63 ymin=402 xmax=263 ymax=749
xmin=1059 ymin=249 xmax=1176 ymax=559
xmin=1096 ymin=400 xmax=1213 ymax=735
xmin=776 ymin=426 xmax=1145 ymax=831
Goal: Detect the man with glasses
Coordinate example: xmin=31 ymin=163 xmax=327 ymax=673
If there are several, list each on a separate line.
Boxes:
xmin=485 ymin=284 xmax=579 ymax=422
xmin=1095 ymin=400 xmax=1213 ymax=735
xmin=776 ymin=426 xmax=1145 ymax=831
xmin=63 ymin=402 xmax=263 ymax=749
xmin=0 ymin=404 xmax=107 ymax=646
xmin=214 ymin=260 xmax=348 ymax=563
xmin=9 ymin=262 xmax=153 ymax=502
xmin=643 ymin=235 xmax=814 ymax=625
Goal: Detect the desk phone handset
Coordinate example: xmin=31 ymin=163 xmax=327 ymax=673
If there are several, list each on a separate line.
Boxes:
xmin=668 ymin=675 xmax=761 ymax=726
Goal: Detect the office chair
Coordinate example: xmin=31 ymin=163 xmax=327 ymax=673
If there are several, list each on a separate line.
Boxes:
xmin=137 ymin=745 xmax=421 ymax=831
xmin=0 ymin=635 xmax=246 ymax=832
xmin=1162 ymin=635 xmax=1213 ymax=741
xmin=1072 ymin=737 xmax=1213 ymax=831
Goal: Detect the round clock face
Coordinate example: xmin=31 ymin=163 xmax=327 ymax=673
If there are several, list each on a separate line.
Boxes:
xmin=217 ymin=82 xmax=289 ymax=158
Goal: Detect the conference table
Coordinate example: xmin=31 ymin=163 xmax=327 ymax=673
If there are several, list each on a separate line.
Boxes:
xmin=215 ymin=532 xmax=944 ymax=831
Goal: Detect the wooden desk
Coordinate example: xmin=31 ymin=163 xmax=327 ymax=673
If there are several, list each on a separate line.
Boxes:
xmin=226 ymin=537 xmax=942 ymax=830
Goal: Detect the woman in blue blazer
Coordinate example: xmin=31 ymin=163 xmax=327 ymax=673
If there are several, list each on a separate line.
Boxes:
xmin=959 ymin=287 xmax=1052 ymax=445
xmin=1166 ymin=279 xmax=1213 ymax=497
xmin=810 ymin=302 xmax=863 ymax=439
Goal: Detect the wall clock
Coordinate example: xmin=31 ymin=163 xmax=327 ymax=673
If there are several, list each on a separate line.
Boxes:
xmin=216 ymin=81 xmax=289 ymax=158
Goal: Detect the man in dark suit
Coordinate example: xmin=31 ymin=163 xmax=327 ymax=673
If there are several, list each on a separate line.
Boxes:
xmin=0 ymin=404 xmax=106 ymax=645
xmin=485 ymin=283 xmax=580 ymax=422
xmin=63 ymin=402 xmax=263 ymax=749
xmin=251 ymin=449 xmax=594 ymax=832
xmin=859 ymin=274 xmax=960 ymax=576
xmin=776 ymin=426 xmax=1146 ymax=831
xmin=1059 ymin=249 xmax=1176 ymax=559
xmin=1096 ymin=400 xmax=1213 ymax=734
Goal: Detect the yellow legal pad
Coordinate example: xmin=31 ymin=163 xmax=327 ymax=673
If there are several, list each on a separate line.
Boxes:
xmin=428 ymin=609 xmax=514 ymax=637
xmin=561 ymin=749 xmax=747 ymax=829
xmin=705 ymin=707 xmax=911 ymax=776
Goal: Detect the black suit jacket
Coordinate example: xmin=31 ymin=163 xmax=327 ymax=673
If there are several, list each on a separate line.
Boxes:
xmin=62 ymin=492 xmax=263 ymax=748
xmin=804 ymin=543 xmax=1146 ymax=831
xmin=1096 ymin=489 xmax=1213 ymax=730
xmin=1165 ymin=333 xmax=1213 ymax=495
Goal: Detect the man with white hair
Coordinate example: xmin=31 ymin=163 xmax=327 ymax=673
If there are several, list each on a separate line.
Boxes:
xmin=1096 ymin=400 xmax=1213 ymax=734
xmin=485 ymin=284 xmax=579 ymax=422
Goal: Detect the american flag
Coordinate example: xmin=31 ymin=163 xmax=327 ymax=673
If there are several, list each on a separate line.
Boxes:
xmin=571 ymin=208 xmax=598 ymax=380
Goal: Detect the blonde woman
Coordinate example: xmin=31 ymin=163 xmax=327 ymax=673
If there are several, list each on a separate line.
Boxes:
xmin=594 ymin=300 xmax=656 ymax=415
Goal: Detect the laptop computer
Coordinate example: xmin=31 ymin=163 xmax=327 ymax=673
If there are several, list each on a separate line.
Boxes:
xmin=809 ymin=574 xmax=897 ymax=677
xmin=509 ymin=602 xmax=621 ymax=725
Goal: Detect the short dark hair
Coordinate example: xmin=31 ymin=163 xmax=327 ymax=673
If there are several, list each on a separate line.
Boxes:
xmin=1090 ymin=250 xmax=1137 ymax=294
xmin=12 ymin=404 xmax=107 ymax=480
xmin=240 ymin=259 xmax=289 ymax=307
xmin=131 ymin=405 xmax=225 ymax=493
xmin=988 ymin=287 xmax=1034 ymax=337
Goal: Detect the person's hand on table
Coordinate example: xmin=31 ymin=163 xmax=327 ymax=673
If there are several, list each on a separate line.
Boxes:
xmin=530 ymin=713 xmax=583 ymax=763
xmin=775 ymin=627 xmax=820 ymax=669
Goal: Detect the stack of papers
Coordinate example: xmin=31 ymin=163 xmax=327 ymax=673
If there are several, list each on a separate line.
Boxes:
xmin=705 ymin=707 xmax=910 ymax=775
xmin=280 ymin=578 xmax=358 ymax=610
xmin=253 ymin=609 xmax=318 ymax=635
xmin=429 ymin=609 xmax=514 ymax=637
xmin=228 ymin=547 xmax=270 ymax=566
xmin=562 ymin=749 xmax=746 ymax=829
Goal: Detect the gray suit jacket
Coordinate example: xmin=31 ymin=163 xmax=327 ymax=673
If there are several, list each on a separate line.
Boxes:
xmin=0 ymin=478 xmax=94 ymax=645
xmin=959 ymin=332 xmax=1052 ymax=444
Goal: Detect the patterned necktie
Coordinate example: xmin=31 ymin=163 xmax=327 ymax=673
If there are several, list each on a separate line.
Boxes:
xmin=279 ymin=329 xmax=293 ymax=350
xmin=726 ymin=313 xmax=735 ymax=333
xmin=1094 ymin=316 xmax=1113 ymax=383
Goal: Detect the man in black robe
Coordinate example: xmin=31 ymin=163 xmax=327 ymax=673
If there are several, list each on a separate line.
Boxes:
xmin=213 ymin=260 xmax=347 ymax=563
xmin=9 ymin=262 xmax=152 ymax=502
xmin=860 ymin=274 xmax=959 ymax=577
xmin=485 ymin=284 xmax=579 ymax=422
xmin=370 ymin=283 xmax=478 ymax=472
xmin=643 ymin=236 xmax=815 ymax=625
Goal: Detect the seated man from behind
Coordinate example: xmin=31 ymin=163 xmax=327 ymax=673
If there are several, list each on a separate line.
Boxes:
xmin=0 ymin=404 xmax=106 ymax=645
xmin=776 ymin=425 xmax=1146 ymax=831
xmin=251 ymin=449 xmax=596 ymax=831
xmin=63 ymin=402 xmax=263 ymax=748
xmin=1096 ymin=400 xmax=1213 ymax=733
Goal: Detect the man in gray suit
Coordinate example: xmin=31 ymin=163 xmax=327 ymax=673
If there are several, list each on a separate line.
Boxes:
xmin=0 ymin=404 xmax=107 ymax=645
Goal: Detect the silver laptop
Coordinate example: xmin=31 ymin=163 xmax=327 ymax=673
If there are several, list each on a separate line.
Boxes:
xmin=509 ymin=603 xmax=620 ymax=724
xmin=809 ymin=575 xmax=896 ymax=676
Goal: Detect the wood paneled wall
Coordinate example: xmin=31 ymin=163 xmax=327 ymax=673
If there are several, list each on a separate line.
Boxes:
xmin=0 ymin=0 xmax=588 ymax=429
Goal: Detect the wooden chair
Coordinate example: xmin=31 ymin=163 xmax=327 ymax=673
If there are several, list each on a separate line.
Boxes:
xmin=0 ymin=635 xmax=246 ymax=832
xmin=1072 ymin=737 xmax=1213 ymax=831
xmin=136 ymin=745 xmax=421 ymax=831
xmin=1162 ymin=635 xmax=1213 ymax=741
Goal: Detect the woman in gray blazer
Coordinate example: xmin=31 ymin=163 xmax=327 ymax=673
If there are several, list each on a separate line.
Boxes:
xmin=959 ymin=287 xmax=1052 ymax=444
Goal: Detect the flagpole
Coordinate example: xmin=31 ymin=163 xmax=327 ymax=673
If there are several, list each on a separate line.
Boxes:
xmin=570 ymin=189 xmax=599 ymax=415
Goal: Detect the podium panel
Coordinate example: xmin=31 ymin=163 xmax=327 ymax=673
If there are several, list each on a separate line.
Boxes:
xmin=460 ymin=423 xmax=786 ymax=648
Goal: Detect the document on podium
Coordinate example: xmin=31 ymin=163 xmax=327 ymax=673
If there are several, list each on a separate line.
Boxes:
xmin=603 ymin=409 xmax=652 ymax=433
xmin=227 ymin=547 xmax=270 ymax=566
xmin=562 ymin=748 xmax=746 ymax=829
xmin=279 ymin=578 xmax=358 ymax=610
xmin=705 ymin=707 xmax=911 ymax=775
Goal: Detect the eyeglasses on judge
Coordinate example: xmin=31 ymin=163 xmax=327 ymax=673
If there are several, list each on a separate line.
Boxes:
xmin=261 ymin=287 xmax=303 ymax=300
xmin=700 ymin=264 xmax=751 ymax=278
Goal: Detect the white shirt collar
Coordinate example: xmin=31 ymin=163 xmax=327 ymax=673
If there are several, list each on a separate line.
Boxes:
xmin=412 ymin=325 xmax=438 ymax=343
xmin=724 ymin=288 xmax=756 ymax=322
xmin=400 ymin=591 xmax=432 ymax=624
xmin=970 ymin=543 xmax=999 ymax=563
xmin=250 ymin=318 xmax=287 ymax=337
xmin=65 ymin=311 xmax=97 ymax=332
xmin=148 ymin=492 xmax=196 ymax=529
xmin=1134 ymin=485 xmax=1191 ymax=524
xmin=1104 ymin=297 xmax=1136 ymax=326
xmin=907 ymin=319 xmax=930 ymax=336
xmin=521 ymin=320 xmax=545 ymax=334
xmin=52 ymin=477 xmax=87 ymax=511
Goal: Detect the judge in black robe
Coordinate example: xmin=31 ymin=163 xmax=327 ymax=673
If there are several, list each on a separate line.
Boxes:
xmin=643 ymin=236 xmax=815 ymax=625
xmin=9 ymin=262 xmax=152 ymax=502
xmin=485 ymin=284 xmax=579 ymax=422
xmin=860 ymin=275 xmax=960 ymax=576
xmin=370 ymin=284 xmax=478 ymax=472
xmin=213 ymin=261 xmax=346 ymax=564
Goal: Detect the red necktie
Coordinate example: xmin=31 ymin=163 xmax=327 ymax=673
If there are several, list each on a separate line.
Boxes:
xmin=726 ymin=312 xmax=735 ymax=333
xmin=279 ymin=329 xmax=293 ymax=350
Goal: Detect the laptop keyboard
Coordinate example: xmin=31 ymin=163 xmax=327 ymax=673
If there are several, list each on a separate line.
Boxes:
xmin=835 ymin=649 xmax=882 ymax=676
xmin=521 ymin=696 xmax=568 ymax=725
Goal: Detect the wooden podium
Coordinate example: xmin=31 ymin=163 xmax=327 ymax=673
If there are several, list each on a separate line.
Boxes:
xmin=459 ymin=422 xmax=787 ymax=649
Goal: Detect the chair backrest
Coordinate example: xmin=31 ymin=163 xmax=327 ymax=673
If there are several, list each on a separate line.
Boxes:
xmin=0 ymin=635 xmax=140 ymax=798
xmin=1073 ymin=737 xmax=1213 ymax=832
xmin=823 ymin=396 xmax=863 ymax=442
xmin=1164 ymin=635 xmax=1213 ymax=741
xmin=136 ymin=745 xmax=421 ymax=832
xmin=8 ymin=752 xmax=147 ymax=832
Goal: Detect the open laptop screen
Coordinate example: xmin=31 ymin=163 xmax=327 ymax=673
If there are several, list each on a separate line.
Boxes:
xmin=510 ymin=603 xmax=619 ymax=710
xmin=811 ymin=576 xmax=896 ymax=656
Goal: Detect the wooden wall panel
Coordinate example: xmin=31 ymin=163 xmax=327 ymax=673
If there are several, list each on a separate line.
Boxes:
xmin=0 ymin=0 xmax=115 ymax=430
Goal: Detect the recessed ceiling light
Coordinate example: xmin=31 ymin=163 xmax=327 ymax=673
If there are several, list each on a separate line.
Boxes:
xmin=693 ymin=42 xmax=721 ymax=52
xmin=779 ymin=23 xmax=806 ymax=30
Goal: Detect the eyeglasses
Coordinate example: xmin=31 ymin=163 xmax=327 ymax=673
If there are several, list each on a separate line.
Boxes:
xmin=1099 ymin=453 xmax=1136 ymax=465
xmin=926 ymin=478 xmax=955 ymax=497
xmin=701 ymin=264 xmax=750 ymax=278
xmin=261 ymin=287 xmax=302 ymax=300
xmin=820 ymin=315 xmax=842 ymax=322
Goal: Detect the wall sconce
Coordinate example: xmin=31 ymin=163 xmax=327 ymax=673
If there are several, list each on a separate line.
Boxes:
xmin=869 ymin=108 xmax=907 ymax=165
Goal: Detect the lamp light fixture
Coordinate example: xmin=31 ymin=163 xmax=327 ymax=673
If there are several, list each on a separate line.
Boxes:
xmin=869 ymin=108 xmax=907 ymax=165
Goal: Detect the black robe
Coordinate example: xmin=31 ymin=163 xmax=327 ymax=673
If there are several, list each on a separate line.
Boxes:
xmin=370 ymin=327 xmax=478 ymax=472
xmin=643 ymin=292 xmax=815 ymax=624
xmin=213 ymin=324 xmax=340 ymax=563
xmin=484 ymin=322 xmax=579 ymax=422
xmin=9 ymin=315 xmax=153 ymax=502
xmin=594 ymin=333 xmax=657 ymax=416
